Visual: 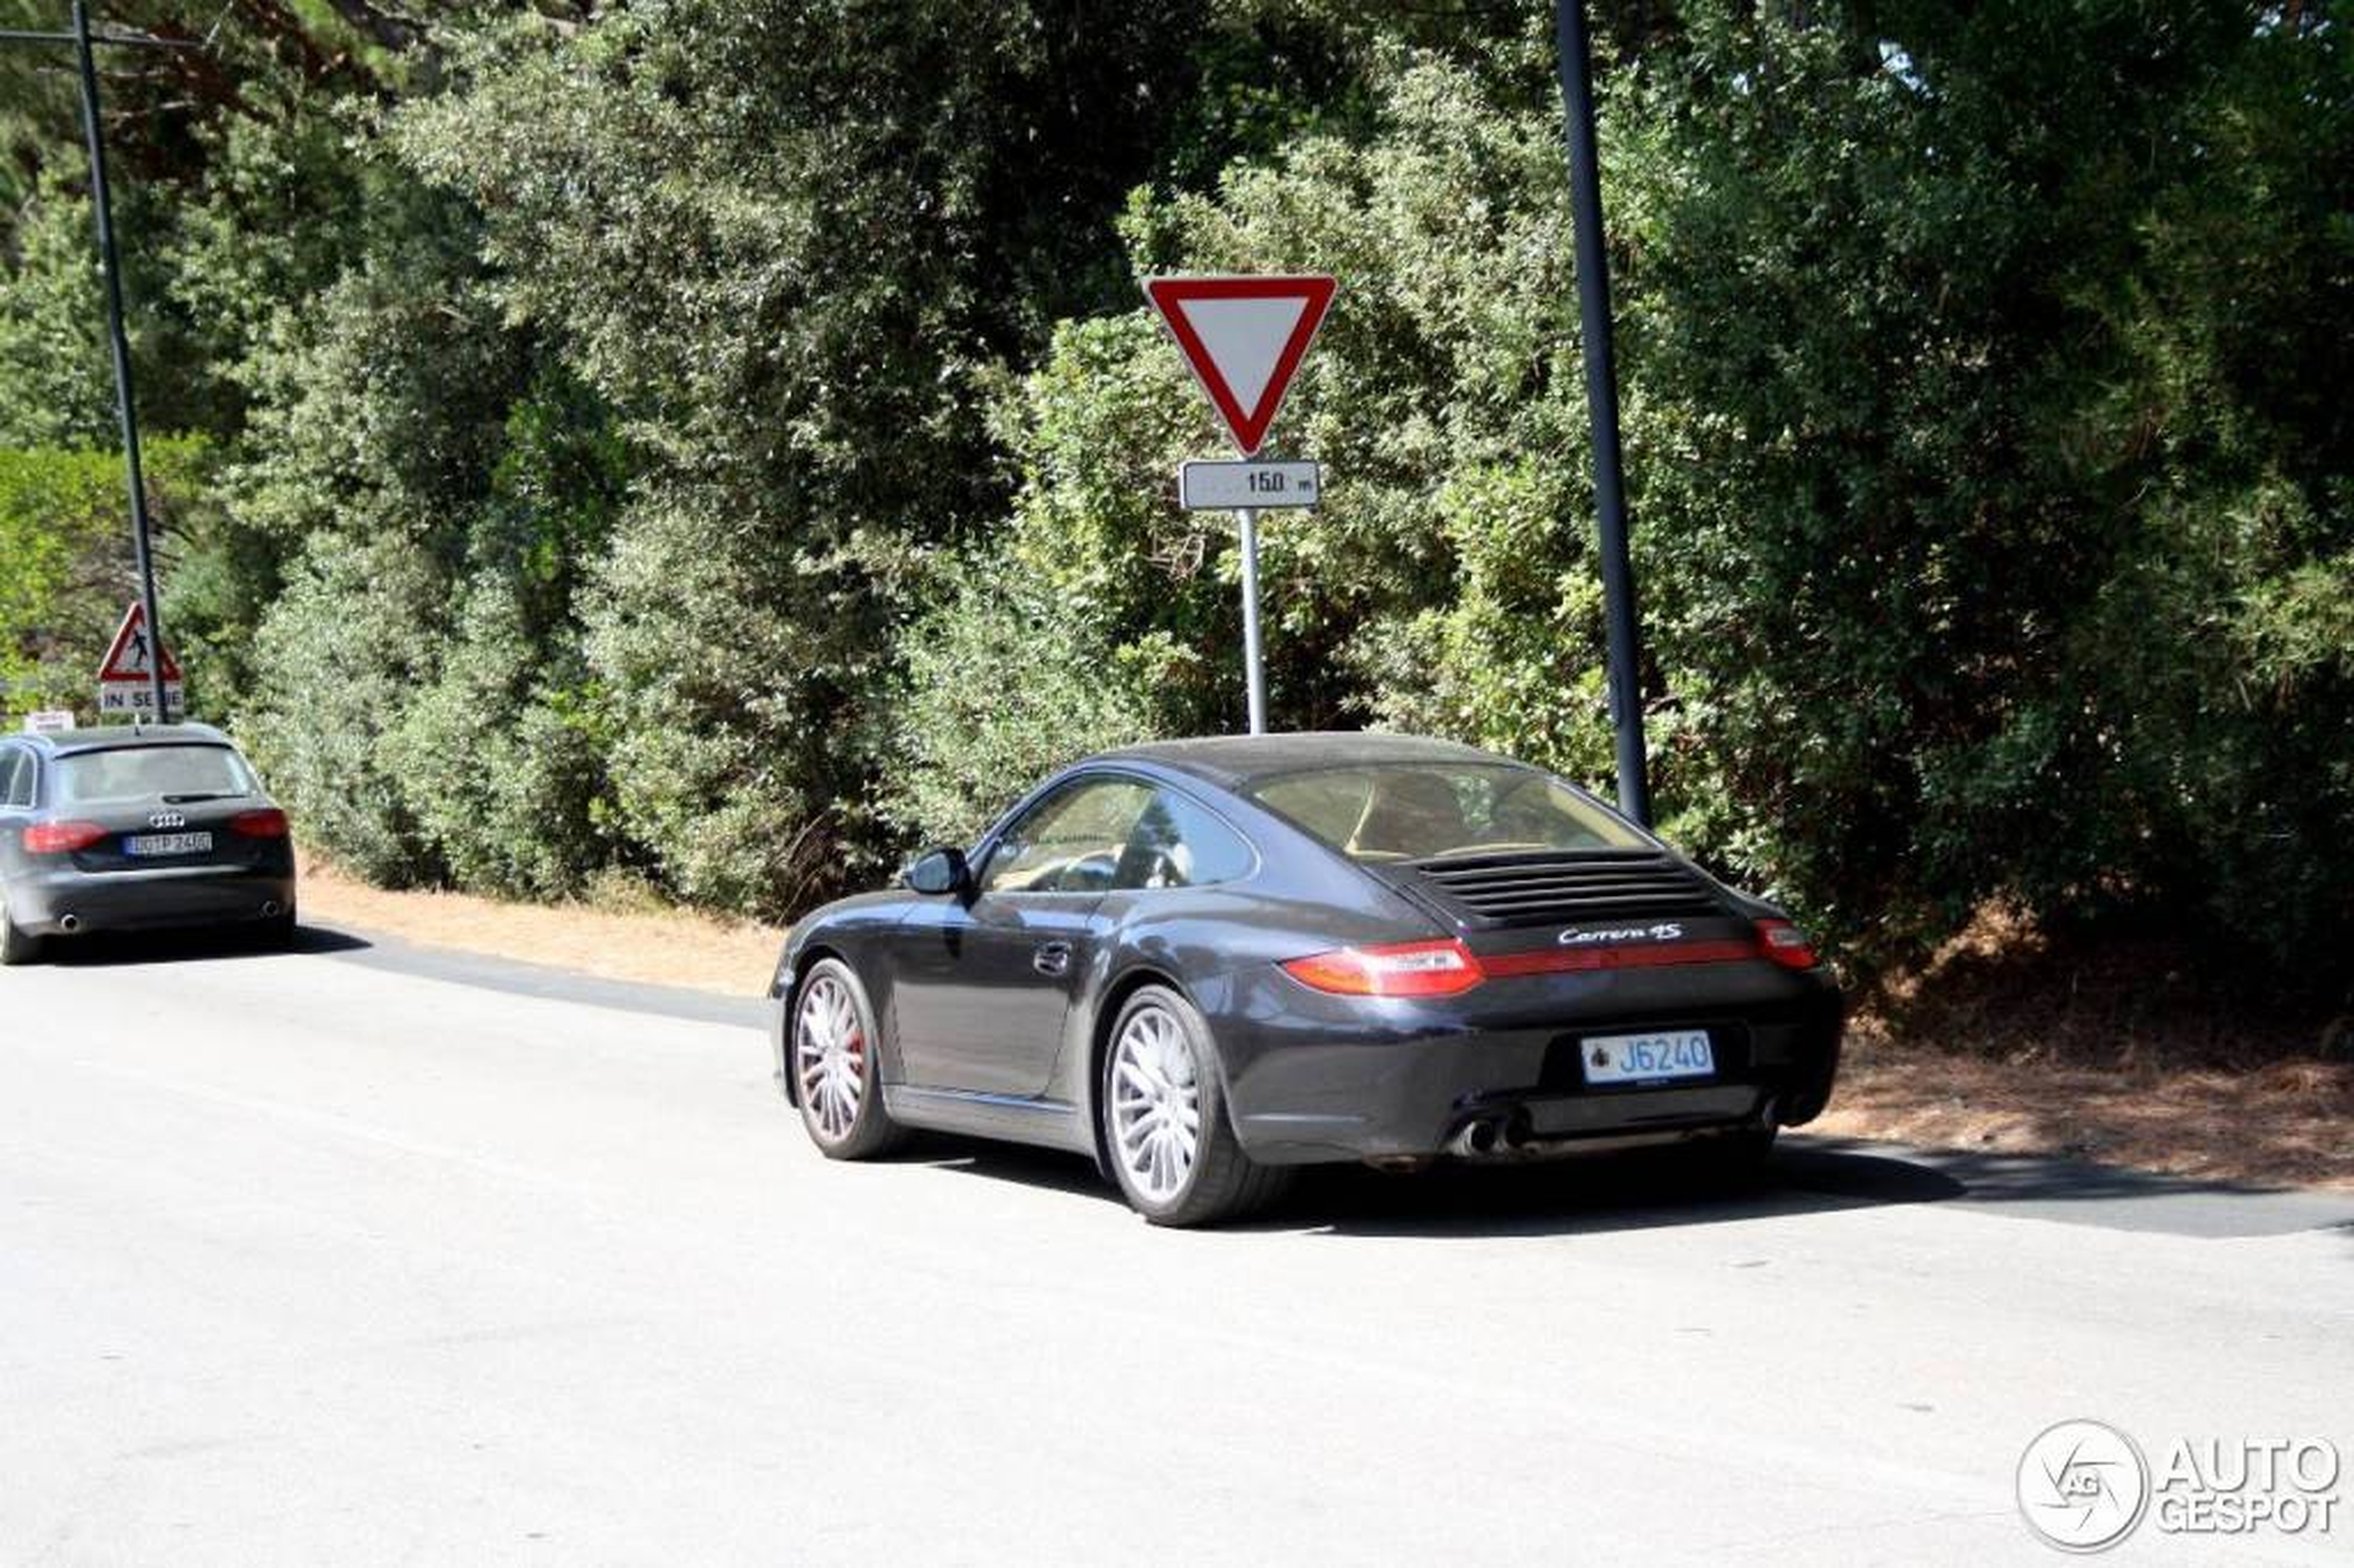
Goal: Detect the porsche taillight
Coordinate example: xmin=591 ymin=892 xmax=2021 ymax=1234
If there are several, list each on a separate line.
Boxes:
xmin=1281 ymin=938 xmax=1487 ymax=998
xmin=1754 ymin=919 xmax=1819 ymax=969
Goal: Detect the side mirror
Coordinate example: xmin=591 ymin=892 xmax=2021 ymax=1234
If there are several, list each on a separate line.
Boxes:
xmin=903 ymin=845 xmax=970 ymax=897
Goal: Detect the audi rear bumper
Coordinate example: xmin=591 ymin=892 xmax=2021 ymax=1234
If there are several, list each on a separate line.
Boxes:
xmin=9 ymin=864 xmax=297 ymax=937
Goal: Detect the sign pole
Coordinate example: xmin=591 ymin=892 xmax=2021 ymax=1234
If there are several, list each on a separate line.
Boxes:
xmin=1552 ymin=0 xmax=1653 ymax=827
xmin=71 ymin=0 xmax=170 ymax=724
xmin=1236 ymin=506 xmax=1267 ymax=735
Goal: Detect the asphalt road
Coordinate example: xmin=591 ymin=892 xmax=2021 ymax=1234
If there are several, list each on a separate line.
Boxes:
xmin=4 ymin=929 xmax=2349 ymax=1567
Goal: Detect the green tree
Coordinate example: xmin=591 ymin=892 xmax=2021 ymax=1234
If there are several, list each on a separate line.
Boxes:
xmin=384 ymin=0 xmax=1250 ymax=913
xmin=0 ymin=436 xmax=212 ymax=723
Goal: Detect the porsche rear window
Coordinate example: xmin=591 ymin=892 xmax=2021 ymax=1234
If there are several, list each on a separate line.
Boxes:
xmin=1248 ymin=763 xmax=1641 ymax=863
xmin=55 ymin=745 xmax=256 ymax=806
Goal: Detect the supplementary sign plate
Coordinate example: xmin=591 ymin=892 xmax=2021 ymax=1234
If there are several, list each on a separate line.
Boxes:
xmin=98 ymin=683 xmax=183 ymax=719
xmin=1179 ymin=461 xmax=1322 ymax=511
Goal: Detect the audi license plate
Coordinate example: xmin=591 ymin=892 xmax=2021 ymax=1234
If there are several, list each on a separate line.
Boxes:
xmin=124 ymin=831 xmax=212 ymax=858
xmin=1581 ymin=1029 xmax=1715 ymax=1085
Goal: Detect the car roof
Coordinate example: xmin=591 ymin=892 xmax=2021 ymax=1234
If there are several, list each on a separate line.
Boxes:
xmin=15 ymin=722 xmax=236 ymax=757
xmin=1096 ymin=731 xmax=1510 ymax=790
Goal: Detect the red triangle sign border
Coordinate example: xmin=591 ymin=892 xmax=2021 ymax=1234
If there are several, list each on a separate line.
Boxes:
xmin=95 ymin=601 xmax=182 ymax=684
xmin=1145 ymin=274 xmax=1337 ymax=458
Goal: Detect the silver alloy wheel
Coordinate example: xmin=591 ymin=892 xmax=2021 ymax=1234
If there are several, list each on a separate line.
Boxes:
xmin=796 ymin=973 xmax=866 ymax=1141
xmin=1109 ymin=1003 xmax=1201 ymax=1203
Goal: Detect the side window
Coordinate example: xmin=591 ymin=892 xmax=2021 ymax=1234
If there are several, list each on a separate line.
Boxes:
xmin=981 ymin=778 xmax=1155 ymax=895
xmin=1113 ymin=789 xmax=1255 ymax=891
xmin=0 ymin=749 xmax=31 ymax=810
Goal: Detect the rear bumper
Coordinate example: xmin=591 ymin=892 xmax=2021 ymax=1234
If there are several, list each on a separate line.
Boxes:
xmin=1209 ymin=959 xmax=1843 ymax=1165
xmin=8 ymin=865 xmax=296 ymax=936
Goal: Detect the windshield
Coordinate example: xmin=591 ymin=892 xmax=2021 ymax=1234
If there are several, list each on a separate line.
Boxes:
xmin=1248 ymin=762 xmax=1643 ymax=863
xmin=55 ymin=745 xmax=257 ymax=807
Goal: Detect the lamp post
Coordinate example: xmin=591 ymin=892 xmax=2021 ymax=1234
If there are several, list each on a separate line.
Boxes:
xmin=1552 ymin=0 xmax=1654 ymax=827
xmin=1 ymin=5 xmax=199 ymax=722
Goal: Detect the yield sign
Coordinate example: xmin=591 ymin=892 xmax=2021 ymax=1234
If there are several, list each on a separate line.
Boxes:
xmin=1145 ymin=274 xmax=1336 ymax=458
xmin=95 ymin=601 xmax=181 ymax=684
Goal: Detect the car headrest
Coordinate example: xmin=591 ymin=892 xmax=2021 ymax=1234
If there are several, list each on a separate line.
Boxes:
xmin=1347 ymin=771 xmax=1468 ymax=858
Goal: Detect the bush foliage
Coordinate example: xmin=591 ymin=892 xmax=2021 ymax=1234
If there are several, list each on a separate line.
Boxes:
xmin=0 ymin=1 xmax=2346 ymax=1000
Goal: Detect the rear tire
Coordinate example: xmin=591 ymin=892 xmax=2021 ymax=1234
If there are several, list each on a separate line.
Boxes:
xmin=1099 ymin=985 xmax=1293 ymax=1227
xmin=790 ymin=958 xmax=909 ymax=1160
xmin=0 ymin=905 xmax=42 ymax=967
xmin=257 ymin=910 xmax=297 ymax=951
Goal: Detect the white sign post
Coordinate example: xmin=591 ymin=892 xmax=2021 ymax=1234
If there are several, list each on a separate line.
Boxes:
xmin=95 ymin=600 xmax=182 ymax=721
xmin=1146 ymin=274 xmax=1335 ymax=735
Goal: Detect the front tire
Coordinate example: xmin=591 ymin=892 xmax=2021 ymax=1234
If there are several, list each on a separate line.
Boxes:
xmin=791 ymin=958 xmax=908 ymax=1160
xmin=1100 ymin=985 xmax=1292 ymax=1227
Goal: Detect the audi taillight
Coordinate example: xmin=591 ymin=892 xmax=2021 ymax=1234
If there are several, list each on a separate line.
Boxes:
xmin=1754 ymin=919 xmax=1818 ymax=969
xmin=1281 ymin=938 xmax=1486 ymax=998
xmin=24 ymin=820 xmax=107 ymax=854
xmin=229 ymin=808 xmax=289 ymax=839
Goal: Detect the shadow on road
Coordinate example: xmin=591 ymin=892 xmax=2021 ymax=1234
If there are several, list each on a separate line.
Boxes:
xmin=1265 ymin=1144 xmax=1966 ymax=1239
xmin=39 ymin=923 xmax=372 ymax=967
xmin=894 ymin=1135 xmax=1965 ymax=1236
xmin=899 ymin=1136 xmax=1124 ymax=1205
xmin=898 ymin=1132 xmax=2354 ymax=1240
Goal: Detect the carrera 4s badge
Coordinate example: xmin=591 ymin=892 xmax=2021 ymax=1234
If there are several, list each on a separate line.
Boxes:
xmin=1559 ymin=922 xmax=1685 ymax=946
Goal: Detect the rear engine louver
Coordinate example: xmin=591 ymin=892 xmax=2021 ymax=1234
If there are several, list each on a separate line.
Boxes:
xmin=1411 ymin=851 xmax=1725 ymax=925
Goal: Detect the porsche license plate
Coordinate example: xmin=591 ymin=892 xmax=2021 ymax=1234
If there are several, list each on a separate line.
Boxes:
xmin=1581 ymin=1029 xmax=1715 ymax=1084
xmin=124 ymin=831 xmax=213 ymax=858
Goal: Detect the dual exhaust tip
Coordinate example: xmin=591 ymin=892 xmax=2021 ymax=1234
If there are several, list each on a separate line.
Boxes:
xmin=1451 ymin=1114 xmax=1529 ymax=1158
xmin=1449 ymin=1097 xmax=1782 ymax=1161
xmin=52 ymin=900 xmax=279 ymax=937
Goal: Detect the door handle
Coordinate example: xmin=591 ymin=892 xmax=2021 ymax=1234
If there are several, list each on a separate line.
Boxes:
xmin=1032 ymin=941 xmax=1072 ymax=978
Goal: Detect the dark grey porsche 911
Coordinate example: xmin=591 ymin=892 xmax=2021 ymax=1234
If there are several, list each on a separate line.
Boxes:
xmin=770 ymin=733 xmax=1841 ymax=1226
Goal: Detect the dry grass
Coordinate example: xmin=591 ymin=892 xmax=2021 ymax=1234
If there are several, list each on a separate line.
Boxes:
xmin=1819 ymin=905 xmax=2354 ymax=1190
xmin=1816 ymin=1045 xmax=2354 ymax=1190
xmin=297 ymin=854 xmax=786 ymax=997
xmin=297 ymin=862 xmax=2353 ymax=1190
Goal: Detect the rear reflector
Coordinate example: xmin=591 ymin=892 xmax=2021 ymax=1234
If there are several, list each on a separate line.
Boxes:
xmin=24 ymin=820 xmax=107 ymax=854
xmin=228 ymin=808 xmax=290 ymax=839
xmin=1281 ymin=938 xmax=1486 ymax=998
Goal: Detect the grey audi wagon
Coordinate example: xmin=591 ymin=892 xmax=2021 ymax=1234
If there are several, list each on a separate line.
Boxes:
xmin=0 ymin=723 xmax=297 ymax=965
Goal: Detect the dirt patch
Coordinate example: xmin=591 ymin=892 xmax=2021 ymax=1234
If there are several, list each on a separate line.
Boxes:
xmin=1816 ymin=1033 xmax=2354 ymax=1190
xmin=1823 ymin=905 xmax=2354 ymax=1190
xmin=297 ymin=854 xmax=786 ymax=998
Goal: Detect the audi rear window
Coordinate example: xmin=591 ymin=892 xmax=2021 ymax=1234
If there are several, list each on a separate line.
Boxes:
xmin=55 ymin=745 xmax=257 ymax=807
xmin=1248 ymin=762 xmax=1641 ymax=863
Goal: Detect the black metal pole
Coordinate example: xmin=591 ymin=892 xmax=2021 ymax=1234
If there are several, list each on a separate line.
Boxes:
xmin=70 ymin=0 xmax=171 ymax=723
xmin=1553 ymin=0 xmax=1652 ymax=827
